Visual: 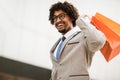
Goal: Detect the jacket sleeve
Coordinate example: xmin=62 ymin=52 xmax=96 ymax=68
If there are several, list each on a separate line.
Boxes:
xmin=76 ymin=16 xmax=106 ymax=52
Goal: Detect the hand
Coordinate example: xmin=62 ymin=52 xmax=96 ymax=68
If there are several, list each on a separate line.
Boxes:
xmin=81 ymin=14 xmax=91 ymax=20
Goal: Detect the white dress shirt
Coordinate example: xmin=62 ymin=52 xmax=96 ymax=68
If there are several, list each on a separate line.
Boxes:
xmin=54 ymin=26 xmax=81 ymax=58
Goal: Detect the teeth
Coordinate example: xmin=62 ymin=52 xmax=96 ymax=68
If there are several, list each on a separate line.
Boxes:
xmin=58 ymin=23 xmax=64 ymax=27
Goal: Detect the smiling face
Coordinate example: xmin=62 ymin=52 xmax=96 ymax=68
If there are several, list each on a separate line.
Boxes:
xmin=53 ymin=10 xmax=73 ymax=35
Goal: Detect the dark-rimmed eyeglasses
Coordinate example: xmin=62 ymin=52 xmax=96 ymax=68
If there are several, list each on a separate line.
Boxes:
xmin=53 ymin=13 xmax=67 ymax=22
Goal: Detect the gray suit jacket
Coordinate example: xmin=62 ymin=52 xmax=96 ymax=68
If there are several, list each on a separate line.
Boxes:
xmin=50 ymin=18 xmax=106 ymax=80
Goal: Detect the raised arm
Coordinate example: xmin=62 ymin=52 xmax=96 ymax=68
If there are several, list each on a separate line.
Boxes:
xmin=76 ymin=16 xmax=106 ymax=52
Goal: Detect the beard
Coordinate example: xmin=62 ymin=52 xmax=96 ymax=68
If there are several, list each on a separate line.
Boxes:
xmin=55 ymin=21 xmax=72 ymax=34
xmin=58 ymin=29 xmax=67 ymax=34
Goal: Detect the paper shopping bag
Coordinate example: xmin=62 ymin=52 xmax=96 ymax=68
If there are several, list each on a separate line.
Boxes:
xmin=91 ymin=13 xmax=120 ymax=62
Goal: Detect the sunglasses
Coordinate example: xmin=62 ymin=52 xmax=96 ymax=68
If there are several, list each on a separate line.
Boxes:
xmin=53 ymin=13 xmax=67 ymax=22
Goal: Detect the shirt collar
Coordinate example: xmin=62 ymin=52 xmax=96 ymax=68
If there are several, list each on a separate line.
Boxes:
xmin=63 ymin=26 xmax=81 ymax=39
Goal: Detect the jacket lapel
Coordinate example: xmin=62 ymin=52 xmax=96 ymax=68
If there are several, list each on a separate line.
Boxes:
xmin=50 ymin=38 xmax=61 ymax=53
xmin=60 ymin=31 xmax=81 ymax=56
xmin=50 ymin=31 xmax=81 ymax=61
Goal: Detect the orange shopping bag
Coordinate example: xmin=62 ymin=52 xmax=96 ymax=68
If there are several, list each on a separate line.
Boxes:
xmin=91 ymin=12 xmax=120 ymax=62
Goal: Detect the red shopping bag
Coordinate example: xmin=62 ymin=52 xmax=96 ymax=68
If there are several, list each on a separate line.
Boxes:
xmin=91 ymin=12 xmax=120 ymax=62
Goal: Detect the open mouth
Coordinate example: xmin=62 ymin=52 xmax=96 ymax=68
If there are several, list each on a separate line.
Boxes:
xmin=56 ymin=23 xmax=64 ymax=29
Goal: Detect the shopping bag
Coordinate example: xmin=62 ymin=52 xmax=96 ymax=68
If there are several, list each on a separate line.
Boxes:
xmin=91 ymin=12 xmax=120 ymax=62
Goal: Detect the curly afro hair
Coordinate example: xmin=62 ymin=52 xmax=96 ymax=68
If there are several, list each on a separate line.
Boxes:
xmin=49 ymin=1 xmax=79 ymax=27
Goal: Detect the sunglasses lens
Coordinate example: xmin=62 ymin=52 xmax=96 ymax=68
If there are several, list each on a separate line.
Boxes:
xmin=53 ymin=13 xmax=66 ymax=22
xmin=59 ymin=14 xmax=65 ymax=20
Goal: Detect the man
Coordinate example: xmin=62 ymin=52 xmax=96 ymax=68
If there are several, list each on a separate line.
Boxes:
xmin=49 ymin=1 xmax=106 ymax=80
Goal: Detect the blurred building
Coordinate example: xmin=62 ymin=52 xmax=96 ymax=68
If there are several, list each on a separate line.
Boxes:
xmin=0 ymin=57 xmax=51 ymax=80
